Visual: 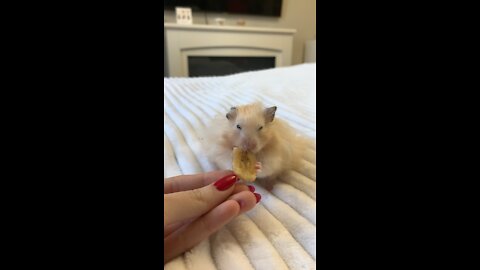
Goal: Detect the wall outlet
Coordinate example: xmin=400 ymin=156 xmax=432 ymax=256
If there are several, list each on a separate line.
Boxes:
xmin=175 ymin=7 xmax=193 ymax=25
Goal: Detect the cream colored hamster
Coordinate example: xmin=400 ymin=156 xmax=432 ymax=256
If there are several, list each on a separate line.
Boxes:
xmin=203 ymin=102 xmax=308 ymax=189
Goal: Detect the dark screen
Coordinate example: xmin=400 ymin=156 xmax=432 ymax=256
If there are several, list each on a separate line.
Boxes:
xmin=188 ymin=56 xmax=275 ymax=77
xmin=164 ymin=0 xmax=283 ymax=17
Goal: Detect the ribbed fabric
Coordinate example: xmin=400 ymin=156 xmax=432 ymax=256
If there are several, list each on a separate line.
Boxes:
xmin=164 ymin=64 xmax=316 ymax=270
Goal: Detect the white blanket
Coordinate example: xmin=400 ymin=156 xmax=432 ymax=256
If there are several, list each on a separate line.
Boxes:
xmin=164 ymin=64 xmax=316 ymax=270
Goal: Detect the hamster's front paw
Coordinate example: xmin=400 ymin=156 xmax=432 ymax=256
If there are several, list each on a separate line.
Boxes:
xmin=256 ymin=175 xmax=276 ymax=192
xmin=265 ymin=182 xmax=274 ymax=191
xmin=255 ymin=162 xmax=262 ymax=173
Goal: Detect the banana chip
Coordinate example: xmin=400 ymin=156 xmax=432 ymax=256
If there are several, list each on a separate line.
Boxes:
xmin=232 ymin=147 xmax=256 ymax=182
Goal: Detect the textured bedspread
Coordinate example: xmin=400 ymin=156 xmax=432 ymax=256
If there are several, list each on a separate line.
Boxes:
xmin=164 ymin=64 xmax=316 ymax=269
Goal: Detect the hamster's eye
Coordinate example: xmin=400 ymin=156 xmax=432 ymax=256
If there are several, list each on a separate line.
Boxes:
xmin=258 ymin=126 xmax=263 ymax=131
xmin=236 ymin=124 xmax=241 ymax=130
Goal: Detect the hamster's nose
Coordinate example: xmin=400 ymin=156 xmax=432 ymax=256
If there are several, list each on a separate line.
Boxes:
xmin=242 ymin=140 xmax=257 ymax=151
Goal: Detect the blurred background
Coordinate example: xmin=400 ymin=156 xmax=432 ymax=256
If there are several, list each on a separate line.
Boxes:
xmin=164 ymin=0 xmax=316 ymax=77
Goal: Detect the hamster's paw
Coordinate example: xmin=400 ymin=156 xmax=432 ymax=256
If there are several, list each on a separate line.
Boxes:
xmin=260 ymin=176 xmax=277 ymax=192
xmin=255 ymin=162 xmax=262 ymax=173
xmin=265 ymin=183 xmax=274 ymax=192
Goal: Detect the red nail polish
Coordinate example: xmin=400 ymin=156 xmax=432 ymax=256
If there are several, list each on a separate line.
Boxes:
xmin=214 ymin=174 xmax=238 ymax=191
xmin=254 ymin=193 xmax=261 ymax=203
xmin=248 ymin=185 xmax=255 ymax=192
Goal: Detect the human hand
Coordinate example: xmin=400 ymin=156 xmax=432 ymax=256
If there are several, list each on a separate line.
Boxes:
xmin=164 ymin=170 xmax=261 ymax=264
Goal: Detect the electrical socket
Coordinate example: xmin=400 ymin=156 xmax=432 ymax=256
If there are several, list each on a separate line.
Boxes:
xmin=175 ymin=7 xmax=193 ymax=25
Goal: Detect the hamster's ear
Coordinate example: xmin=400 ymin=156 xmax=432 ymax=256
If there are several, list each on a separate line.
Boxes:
xmin=265 ymin=106 xmax=277 ymax=122
xmin=226 ymin=107 xmax=237 ymax=120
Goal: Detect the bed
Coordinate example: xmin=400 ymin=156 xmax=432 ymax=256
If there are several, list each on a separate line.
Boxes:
xmin=164 ymin=63 xmax=316 ymax=269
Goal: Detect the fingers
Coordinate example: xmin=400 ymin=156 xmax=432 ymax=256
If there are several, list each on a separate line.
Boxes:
xmin=164 ymin=183 xmax=253 ymax=237
xmin=164 ymin=192 xmax=258 ymax=263
xmin=164 ymin=200 xmax=239 ymax=263
xmin=164 ymin=170 xmax=234 ymax=194
xmin=164 ymin=217 xmax=195 ymax=238
xmin=232 ymin=183 xmax=250 ymax=194
xmin=226 ymin=190 xmax=259 ymax=215
xmin=164 ymin=174 xmax=239 ymax=226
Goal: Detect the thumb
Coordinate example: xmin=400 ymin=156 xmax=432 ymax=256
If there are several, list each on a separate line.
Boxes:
xmin=164 ymin=174 xmax=238 ymax=225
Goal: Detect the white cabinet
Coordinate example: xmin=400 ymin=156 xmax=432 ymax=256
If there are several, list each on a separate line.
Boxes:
xmin=164 ymin=23 xmax=296 ymax=77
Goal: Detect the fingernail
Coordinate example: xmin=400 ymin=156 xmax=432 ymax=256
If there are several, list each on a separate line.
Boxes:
xmin=254 ymin=193 xmax=261 ymax=203
xmin=248 ymin=185 xmax=255 ymax=192
xmin=214 ymin=174 xmax=238 ymax=191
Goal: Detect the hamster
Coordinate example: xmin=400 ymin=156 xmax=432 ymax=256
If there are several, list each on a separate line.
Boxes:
xmin=203 ymin=102 xmax=308 ymax=190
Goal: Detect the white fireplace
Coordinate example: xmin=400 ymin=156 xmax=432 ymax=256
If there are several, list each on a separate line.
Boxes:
xmin=164 ymin=23 xmax=296 ymax=77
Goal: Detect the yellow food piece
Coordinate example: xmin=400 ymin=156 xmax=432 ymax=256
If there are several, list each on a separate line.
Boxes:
xmin=232 ymin=147 xmax=256 ymax=182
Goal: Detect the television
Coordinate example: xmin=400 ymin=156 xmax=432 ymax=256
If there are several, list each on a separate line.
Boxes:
xmin=164 ymin=0 xmax=283 ymax=17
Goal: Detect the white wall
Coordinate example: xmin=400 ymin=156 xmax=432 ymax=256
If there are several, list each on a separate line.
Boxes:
xmin=164 ymin=0 xmax=316 ymax=66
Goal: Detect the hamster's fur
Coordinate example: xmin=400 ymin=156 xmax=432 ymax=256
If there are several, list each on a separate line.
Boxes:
xmin=202 ymin=102 xmax=309 ymax=189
